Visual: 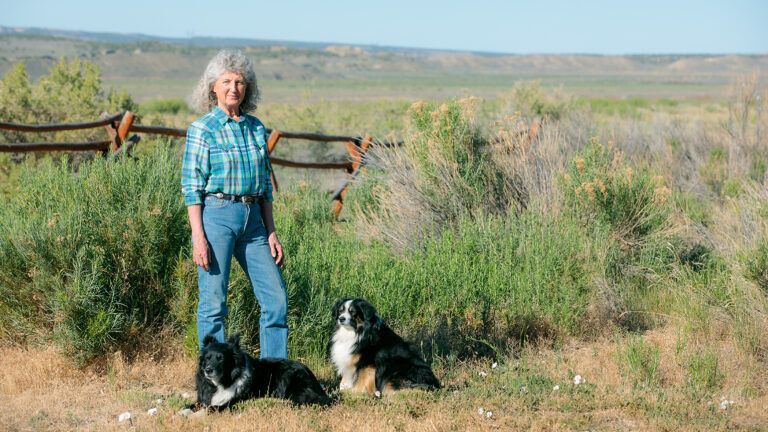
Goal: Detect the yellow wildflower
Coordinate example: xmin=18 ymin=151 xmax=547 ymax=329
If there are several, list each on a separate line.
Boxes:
xmin=574 ymin=157 xmax=585 ymax=173
xmin=654 ymin=186 xmax=672 ymax=203
xmin=582 ymin=182 xmax=596 ymax=201
xmin=410 ymin=101 xmax=427 ymax=113
xmin=594 ymin=178 xmax=607 ymax=197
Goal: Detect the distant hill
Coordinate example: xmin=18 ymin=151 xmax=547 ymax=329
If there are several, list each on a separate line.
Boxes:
xmin=1 ymin=26 xmax=766 ymax=101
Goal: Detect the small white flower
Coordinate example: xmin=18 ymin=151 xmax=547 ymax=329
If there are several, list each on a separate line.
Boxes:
xmin=478 ymin=371 xmax=488 ymax=378
xmin=553 ymin=384 xmax=560 ymax=391
xmin=147 ymin=408 xmax=158 ymax=416
xmin=181 ymin=392 xmax=190 ymax=399
xmin=573 ymin=375 xmax=584 ymax=385
xmin=491 ymin=362 xmax=498 ymax=369
xmin=486 ymin=411 xmax=493 ymax=419
xmin=719 ymin=399 xmax=735 ymax=410
xmin=155 ymin=398 xmax=163 ymax=405
xmin=520 ymin=386 xmax=527 ymax=394
xmin=117 ymin=412 xmax=131 ymax=422
xmin=477 ymin=407 xmax=485 ymax=415
xmin=178 ymin=408 xmax=194 ymax=417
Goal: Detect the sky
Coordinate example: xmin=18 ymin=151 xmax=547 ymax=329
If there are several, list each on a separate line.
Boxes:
xmin=3 ymin=0 xmax=767 ymax=55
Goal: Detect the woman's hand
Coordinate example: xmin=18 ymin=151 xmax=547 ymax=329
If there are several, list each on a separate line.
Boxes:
xmin=187 ymin=205 xmax=209 ymax=271
xmin=268 ymin=232 xmax=284 ymax=267
xmin=193 ymin=234 xmax=210 ymax=271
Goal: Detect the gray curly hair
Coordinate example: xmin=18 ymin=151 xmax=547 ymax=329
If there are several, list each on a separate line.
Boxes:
xmin=191 ymin=49 xmax=260 ymax=113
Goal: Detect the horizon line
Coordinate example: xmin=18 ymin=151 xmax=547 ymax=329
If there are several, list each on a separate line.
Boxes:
xmin=2 ymin=25 xmax=767 ymax=57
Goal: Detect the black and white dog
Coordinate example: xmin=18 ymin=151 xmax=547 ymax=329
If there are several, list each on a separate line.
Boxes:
xmin=196 ymin=334 xmax=332 ymax=408
xmin=329 ymin=298 xmax=441 ymax=396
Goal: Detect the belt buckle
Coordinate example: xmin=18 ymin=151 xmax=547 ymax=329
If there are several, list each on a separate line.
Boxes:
xmin=213 ymin=192 xmax=225 ymax=199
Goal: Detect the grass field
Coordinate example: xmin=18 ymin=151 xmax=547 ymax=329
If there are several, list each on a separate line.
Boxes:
xmin=107 ymin=75 xmax=732 ymax=104
xmin=2 ymin=327 xmax=765 ymax=431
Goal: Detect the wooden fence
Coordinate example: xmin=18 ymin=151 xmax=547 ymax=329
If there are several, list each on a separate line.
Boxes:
xmin=0 ymin=111 xmax=398 ymax=217
xmin=0 ymin=112 xmax=541 ymax=217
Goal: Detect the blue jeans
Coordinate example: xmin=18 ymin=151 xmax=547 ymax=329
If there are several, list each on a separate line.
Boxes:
xmin=196 ymin=195 xmax=288 ymax=358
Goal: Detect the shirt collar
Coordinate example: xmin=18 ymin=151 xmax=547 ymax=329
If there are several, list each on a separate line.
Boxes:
xmin=211 ymin=106 xmax=248 ymax=126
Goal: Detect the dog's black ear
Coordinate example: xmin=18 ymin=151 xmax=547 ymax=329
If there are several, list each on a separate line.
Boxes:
xmin=203 ymin=334 xmax=217 ymax=347
xmin=359 ymin=300 xmax=381 ymax=331
xmin=228 ymin=333 xmax=241 ymax=349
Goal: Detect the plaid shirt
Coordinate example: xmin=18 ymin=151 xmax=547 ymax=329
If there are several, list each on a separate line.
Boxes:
xmin=181 ymin=106 xmax=273 ymax=206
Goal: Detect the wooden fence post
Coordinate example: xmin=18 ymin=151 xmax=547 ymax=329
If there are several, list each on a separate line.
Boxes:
xmin=267 ymin=129 xmax=282 ymax=193
xmin=100 ymin=112 xmax=120 ymax=154
xmin=117 ymin=111 xmax=135 ymax=145
xmin=332 ymin=134 xmax=372 ymax=218
xmin=100 ymin=111 xmax=135 ymax=153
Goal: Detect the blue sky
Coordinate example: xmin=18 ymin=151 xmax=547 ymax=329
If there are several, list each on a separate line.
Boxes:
xmin=3 ymin=0 xmax=767 ymax=54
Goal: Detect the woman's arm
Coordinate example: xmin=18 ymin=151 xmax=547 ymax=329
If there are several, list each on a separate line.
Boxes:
xmin=188 ymin=204 xmax=209 ymax=271
xmin=260 ymin=201 xmax=284 ymax=267
xmin=182 ymin=122 xmax=211 ymax=271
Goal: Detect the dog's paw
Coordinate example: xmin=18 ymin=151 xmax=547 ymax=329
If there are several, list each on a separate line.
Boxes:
xmin=211 ymin=388 xmax=235 ymax=407
xmin=339 ymin=381 xmax=352 ymax=391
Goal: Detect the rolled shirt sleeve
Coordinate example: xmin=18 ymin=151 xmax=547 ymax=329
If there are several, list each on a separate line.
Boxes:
xmin=181 ymin=122 xmax=210 ymax=206
xmin=260 ymin=127 xmax=274 ymax=203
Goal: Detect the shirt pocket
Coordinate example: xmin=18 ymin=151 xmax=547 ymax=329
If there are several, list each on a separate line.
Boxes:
xmin=254 ymin=126 xmax=268 ymax=153
xmin=212 ymin=131 xmax=235 ymax=152
xmin=208 ymin=130 xmax=236 ymax=168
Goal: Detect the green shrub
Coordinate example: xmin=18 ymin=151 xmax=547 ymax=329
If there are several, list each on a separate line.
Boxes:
xmin=0 ymin=59 xmax=136 ymax=145
xmin=407 ymin=100 xmax=515 ymax=221
xmin=348 ymin=100 xmax=524 ymax=250
xmin=0 ymin=146 xmax=187 ymax=363
xmin=166 ymin=184 xmax=599 ymax=359
xmin=507 ymin=81 xmax=572 ymax=121
xmin=561 ymin=141 xmax=678 ymax=331
xmin=563 ymin=140 xmax=672 ymax=242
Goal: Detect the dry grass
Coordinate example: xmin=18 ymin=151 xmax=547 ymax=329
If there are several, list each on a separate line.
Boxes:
xmin=2 ymin=328 xmax=766 ymax=432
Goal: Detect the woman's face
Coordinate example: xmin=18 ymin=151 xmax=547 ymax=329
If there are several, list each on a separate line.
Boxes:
xmin=212 ymin=71 xmax=246 ymax=113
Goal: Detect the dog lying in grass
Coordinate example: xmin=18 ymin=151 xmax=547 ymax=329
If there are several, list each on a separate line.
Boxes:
xmin=329 ymin=298 xmax=441 ymax=396
xmin=196 ymin=334 xmax=332 ymax=408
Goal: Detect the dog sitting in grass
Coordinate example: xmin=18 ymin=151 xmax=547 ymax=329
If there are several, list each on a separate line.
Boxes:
xmin=196 ymin=334 xmax=332 ymax=408
xmin=329 ymin=298 xmax=441 ymax=396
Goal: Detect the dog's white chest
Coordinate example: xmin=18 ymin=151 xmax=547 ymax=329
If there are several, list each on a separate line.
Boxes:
xmin=331 ymin=326 xmax=357 ymax=384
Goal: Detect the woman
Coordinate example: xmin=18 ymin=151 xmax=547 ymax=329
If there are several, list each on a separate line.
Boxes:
xmin=181 ymin=49 xmax=287 ymax=358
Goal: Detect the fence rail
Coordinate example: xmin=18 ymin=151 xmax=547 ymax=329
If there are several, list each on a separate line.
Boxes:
xmin=0 ymin=111 xmax=389 ymax=217
xmin=0 ymin=114 xmax=123 ymax=133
